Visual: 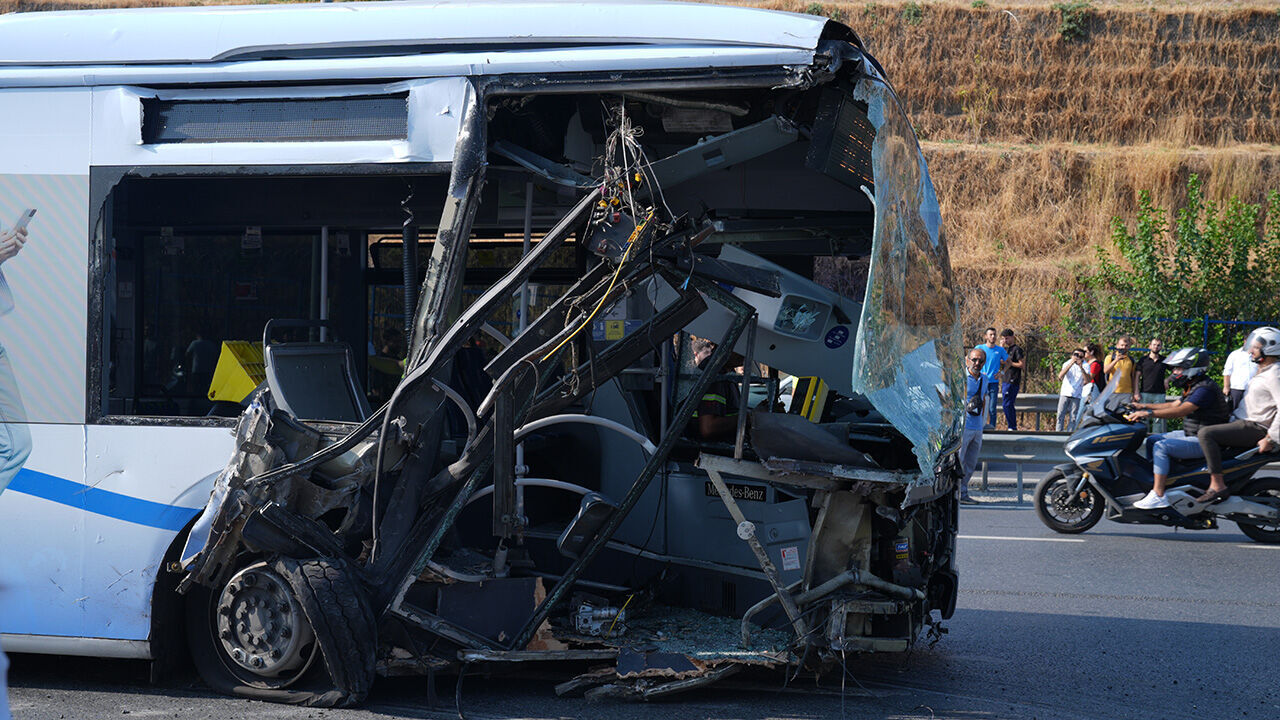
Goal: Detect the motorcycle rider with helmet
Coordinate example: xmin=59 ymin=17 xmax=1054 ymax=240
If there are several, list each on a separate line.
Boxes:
xmin=1129 ymin=347 xmax=1229 ymax=510
xmin=1196 ymin=326 xmax=1280 ymax=503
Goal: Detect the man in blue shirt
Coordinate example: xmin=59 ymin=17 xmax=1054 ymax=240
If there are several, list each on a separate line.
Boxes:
xmin=979 ymin=327 xmax=1009 ymax=430
xmin=960 ymin=347 xmax=987 ymax=504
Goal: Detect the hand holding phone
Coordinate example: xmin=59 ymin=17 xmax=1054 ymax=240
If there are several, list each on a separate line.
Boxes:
xmin=0 ymin=208 xmax=34 ymax=264
xmin=10 ymin=208 xmax=35 ymax=234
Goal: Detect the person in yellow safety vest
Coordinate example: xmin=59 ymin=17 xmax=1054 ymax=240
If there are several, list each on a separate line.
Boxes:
xmin=688 ymin=336 xmax=741 ymax=443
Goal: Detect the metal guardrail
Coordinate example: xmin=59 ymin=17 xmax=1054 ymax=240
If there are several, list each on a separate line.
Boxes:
xmin=1012 ymin=393 xmax=1060 ymax=432
xmin=975 ymin=432 xmax=1070 ymax=503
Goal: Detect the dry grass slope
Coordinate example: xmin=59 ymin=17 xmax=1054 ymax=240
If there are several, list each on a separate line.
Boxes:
xmin=733 ymin=1 xmax=1280 ymax=147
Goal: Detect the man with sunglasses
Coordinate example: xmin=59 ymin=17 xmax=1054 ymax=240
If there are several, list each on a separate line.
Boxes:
xmin=959 ymin=347 xmax=987 ymax=504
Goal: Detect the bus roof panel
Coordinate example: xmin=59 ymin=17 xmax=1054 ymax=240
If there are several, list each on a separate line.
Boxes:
xmin=0 ymin=0 xmax=829 ymax=67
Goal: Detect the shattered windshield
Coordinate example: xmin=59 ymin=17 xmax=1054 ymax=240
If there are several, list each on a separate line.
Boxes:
xmin=849 ymin=74 xmax=963 ymax=480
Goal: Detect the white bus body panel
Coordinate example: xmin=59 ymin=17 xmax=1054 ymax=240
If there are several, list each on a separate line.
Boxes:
xmin=0 ymin=426 xmax=230 ymax=645
xmin=0 ymin=46 xmax=815 ymax=90
xmin=0 ymin=0 xmax=827 ymax=66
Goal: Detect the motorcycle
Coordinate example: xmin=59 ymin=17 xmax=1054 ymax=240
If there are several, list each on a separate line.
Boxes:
xmin=1034 ymin=378 xmax=1280 ymax=543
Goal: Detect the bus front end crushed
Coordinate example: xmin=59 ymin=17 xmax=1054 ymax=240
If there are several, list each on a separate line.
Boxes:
xmin=174 ymin=22 xmax=965 ymax=708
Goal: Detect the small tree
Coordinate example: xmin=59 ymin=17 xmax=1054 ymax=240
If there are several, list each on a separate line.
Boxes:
xmin=1061 ymin=175 xmax=1280 ymax=368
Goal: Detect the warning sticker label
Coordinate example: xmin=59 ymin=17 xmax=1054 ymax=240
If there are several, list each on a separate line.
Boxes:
xmin=780 ymin=546 xmax=800 ymax=571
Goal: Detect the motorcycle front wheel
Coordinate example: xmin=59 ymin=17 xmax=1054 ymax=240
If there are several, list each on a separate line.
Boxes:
xmin=1236 ymin=476 xmax=1280 ymax=544
xmin=1035 ymin=469 xmax=1104 ymax=534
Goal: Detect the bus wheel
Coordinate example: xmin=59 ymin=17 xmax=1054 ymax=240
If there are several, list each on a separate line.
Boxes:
xmin=186 ymin=557 xmax=377 ymax=707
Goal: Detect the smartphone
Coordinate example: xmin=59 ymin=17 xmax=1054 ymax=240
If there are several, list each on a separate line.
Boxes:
xmin=10 ymin=208 xmax=36 ymax=234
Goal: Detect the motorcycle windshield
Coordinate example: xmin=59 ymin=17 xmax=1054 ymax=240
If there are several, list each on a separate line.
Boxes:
xmin=848 ymin=72 xmax=964 ymax=498
xmin=1084 ymin=372 xmax=1122 ymax=417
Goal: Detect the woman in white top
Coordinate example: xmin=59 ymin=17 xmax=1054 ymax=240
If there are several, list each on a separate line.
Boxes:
xmin=1056 ymin=348 xmax=1087 ymax=432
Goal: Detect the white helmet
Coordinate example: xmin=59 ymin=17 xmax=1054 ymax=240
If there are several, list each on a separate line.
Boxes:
xmin=1251 ymin=326 xmax=1280 ymax=358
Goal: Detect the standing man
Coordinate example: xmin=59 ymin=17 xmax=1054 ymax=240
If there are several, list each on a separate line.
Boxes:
xmin=688 ymin=336 xmax=740 ymax=443
xmin=1223 ymin=333 xmax=1257 ymax=414
xmin=999 ymin=329 xmax=1025 ymax=431
xmin=960 ymin=347 xmax=987 ymax=504
xmin=1056 ymin=348 xmax=1087 ymax=432
xmin=978 ymin=327 xmax=1008 ymax=431
xmin=1104 ymin=335 xmax=1137 ymax=400
xmin=1134 ymin=337 xmax=1168 ymax=433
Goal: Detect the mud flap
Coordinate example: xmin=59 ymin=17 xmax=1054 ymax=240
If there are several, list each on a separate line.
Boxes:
xmin=273 ymin=557 xmax=378 ymax=707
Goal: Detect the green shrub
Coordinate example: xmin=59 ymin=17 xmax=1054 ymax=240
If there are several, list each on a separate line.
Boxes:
xmin=971 ymin=0 xmax=988 ymax=8
xmin=1051 ymin=1 xmax=1093 ymax=41
xmin=902 ymin=1 xmax=923 ymax=25
xmin=1059 ymin=176 xmax=1280 ymax=369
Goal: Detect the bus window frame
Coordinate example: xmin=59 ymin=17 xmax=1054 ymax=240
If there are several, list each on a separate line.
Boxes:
xmin=86 ymin=162 xmax=452 ymax=426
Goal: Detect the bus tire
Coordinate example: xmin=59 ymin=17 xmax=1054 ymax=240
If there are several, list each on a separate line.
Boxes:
xmin=186 ymin=556 xmax=376 ymax=707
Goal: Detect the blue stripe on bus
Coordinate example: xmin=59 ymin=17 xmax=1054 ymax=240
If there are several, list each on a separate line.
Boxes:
xmin=5 ymin=468 xmax=202 ymax=532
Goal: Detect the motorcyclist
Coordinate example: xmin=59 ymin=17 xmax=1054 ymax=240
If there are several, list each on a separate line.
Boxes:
xmin=1196 ymin=326 xmax=1280 ymax=503
xmin=1129 ymin=348 xmax=1229 ymax=510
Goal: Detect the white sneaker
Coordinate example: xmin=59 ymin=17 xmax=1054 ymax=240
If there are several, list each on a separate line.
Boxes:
xmin=1133 ymin=490 xmax=1170 ymax=510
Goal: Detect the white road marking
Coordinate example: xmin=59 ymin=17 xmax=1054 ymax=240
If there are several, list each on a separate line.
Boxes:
xmin=1237 ymin=543 xmax=1280 ymax=549
xmin=959 ymin=534 xmax=1085 ymax=543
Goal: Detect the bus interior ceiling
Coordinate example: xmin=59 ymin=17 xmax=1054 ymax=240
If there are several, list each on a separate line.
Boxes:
xmin=165 ymin=83 xmax=958 ymax=706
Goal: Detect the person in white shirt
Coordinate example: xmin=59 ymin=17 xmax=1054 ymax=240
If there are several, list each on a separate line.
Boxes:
xmin=1196 ymin=327 xmax=1280 ymax=503
xmin=1056 ymin=348 xmax=1087 ymax=432
xmin=1223 ymin=334 xmax=1258 ymax=414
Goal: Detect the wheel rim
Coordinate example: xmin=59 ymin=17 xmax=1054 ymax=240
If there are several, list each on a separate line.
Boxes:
xmin=1045 ymin=477 xmax=1095 ymax=524
xmin=213 ymin=561 xmax=317 ymax=685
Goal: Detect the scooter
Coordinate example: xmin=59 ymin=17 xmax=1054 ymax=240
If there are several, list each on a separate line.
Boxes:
xmin=1033 ymin=380 xmax=1280 ymax=543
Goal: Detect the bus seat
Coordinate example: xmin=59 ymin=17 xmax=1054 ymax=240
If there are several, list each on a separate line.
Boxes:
xmin=263 ymin=320 xmax=371 ymax=423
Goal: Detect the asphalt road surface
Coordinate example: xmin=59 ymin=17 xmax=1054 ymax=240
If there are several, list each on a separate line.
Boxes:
xmin=9 ymin=501 xmax=1280 ymax=720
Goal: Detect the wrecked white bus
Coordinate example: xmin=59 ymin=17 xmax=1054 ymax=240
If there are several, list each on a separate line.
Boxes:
xmin=0 ymin=0 xmax=964 ymax=705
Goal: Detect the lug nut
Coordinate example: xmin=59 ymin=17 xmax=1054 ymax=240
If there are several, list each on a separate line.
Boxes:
xmin=242 ymin=573 xmax=257 ymax=587
xmin=231 ymin=648 xmax=245 ymax=661
xmin=217 ymin=605 xmax=232 ymax=617
xmin=250 ymin=656 xmax=265 ymax=668
xmin=219 ymin=629 xmax=232 ymax=640
xmin=280 ymin=628 xmax=292 ymax=639
xmin=270 ymin=649 xmax=283 ymax=660
xmin=278 ymin=602 xmax=290 ymax=613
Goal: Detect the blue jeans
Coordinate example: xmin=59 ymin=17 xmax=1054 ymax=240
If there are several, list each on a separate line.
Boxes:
xmin=1145 ymin=430 xmax=1204 ymax=477
xmin=960 ymin=426 xmax=983 ymax=493
xmin=984 ymin=382 xmax=999 ymax=429
xmin=1001 ymin=381 xmax=1020 ymax=431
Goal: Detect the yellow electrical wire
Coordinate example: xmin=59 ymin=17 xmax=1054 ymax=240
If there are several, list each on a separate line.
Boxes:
xmin=539 ymin=210 xmax=653 ymax=362
xmin=605 ymin=593 xmax=635 ymax=639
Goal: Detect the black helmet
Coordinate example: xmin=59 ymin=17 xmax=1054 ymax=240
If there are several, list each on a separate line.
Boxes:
xmin=1165 ymin=347 xmax=1209 ymax=390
